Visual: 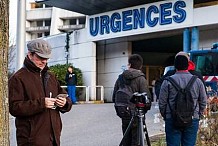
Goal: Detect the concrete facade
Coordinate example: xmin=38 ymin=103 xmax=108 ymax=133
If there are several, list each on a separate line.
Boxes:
xmin=13 ymin=1 xmax=218 ymax=102
xmin=97 ymin=41 xmax=132 ymax=101
xmin=41 ymin=4 xmax=218 ymax=102
xmin=26 ymin=0 xmax=85 ymax=41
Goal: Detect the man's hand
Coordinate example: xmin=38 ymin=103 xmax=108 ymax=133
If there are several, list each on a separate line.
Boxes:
xmin=55 ymin=96 xmax=67 ymax=108
xmin=45 ymin=97 xmax=57 ymax=109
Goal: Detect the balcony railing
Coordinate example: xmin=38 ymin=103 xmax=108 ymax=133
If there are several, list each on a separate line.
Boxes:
xmin=58 ymin=24 xmax=85 ymax=32
xmin=26 ymin=26 xmax=50 ymax=32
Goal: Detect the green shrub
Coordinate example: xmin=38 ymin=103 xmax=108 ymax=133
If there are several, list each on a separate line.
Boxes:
xmin=49 ymin=63 xmax=83 ymax=86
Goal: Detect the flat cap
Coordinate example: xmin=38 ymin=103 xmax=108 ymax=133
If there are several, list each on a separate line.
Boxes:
xmin=27 ymin=39 xmax=51 ymax=59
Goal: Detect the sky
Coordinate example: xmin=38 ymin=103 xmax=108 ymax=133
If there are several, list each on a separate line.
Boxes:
xmin=9 ymin=1 xmax=17 ymax=44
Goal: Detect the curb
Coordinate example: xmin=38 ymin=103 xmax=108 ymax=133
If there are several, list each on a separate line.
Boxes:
xmin=77 ymin=100 xmax=104 ymax=104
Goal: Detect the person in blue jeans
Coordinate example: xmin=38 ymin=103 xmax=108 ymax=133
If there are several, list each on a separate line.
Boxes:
xmin=65 ymin=66 xmax=77 ymax=104
xmin=159 ymin=52 xmax=207 ymax=146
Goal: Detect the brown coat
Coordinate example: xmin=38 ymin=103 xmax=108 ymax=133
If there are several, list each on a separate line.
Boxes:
xmin=9 ymin=57 xmax=72 ymax=146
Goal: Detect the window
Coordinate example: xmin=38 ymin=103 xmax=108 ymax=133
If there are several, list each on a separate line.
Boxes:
xmin=37 ymin=33 xmax=42 ymax=38
xmin=192 ymin=53 xmax=218 ymax=76
xmin=79 ymin=17 xmax=86 ymax=24
xmin=36 ymin=21 xmax=43 ymax=27
xmin=69 ymin=19 xmax=76 ymax=25
xmin=45 ymin=20 xmax=51 ymax=26
xmin=44 ymin=32 xmax=50 ymax=36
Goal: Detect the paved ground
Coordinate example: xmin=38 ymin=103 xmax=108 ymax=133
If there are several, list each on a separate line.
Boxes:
xmin=10 ymin=102 xmax=164 ymax=146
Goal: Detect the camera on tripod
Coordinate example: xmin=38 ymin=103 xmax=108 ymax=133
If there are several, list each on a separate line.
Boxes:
xmin=130 ymin=92 xmax=151 ymax=112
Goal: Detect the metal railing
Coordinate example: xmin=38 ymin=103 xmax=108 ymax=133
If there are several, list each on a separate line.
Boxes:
xmin=61 ymin=85 xmax=104 ymax=102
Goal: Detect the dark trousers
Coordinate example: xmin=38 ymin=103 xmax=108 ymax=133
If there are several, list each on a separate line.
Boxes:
xmin=121 ymin=118 xmax=138 ymax=146
xmin=165 ymin=118 xmax=199 ymax=146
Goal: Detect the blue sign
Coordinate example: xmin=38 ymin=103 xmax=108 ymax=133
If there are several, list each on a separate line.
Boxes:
xmin=87 ymin=0 xmax=193 ymax=41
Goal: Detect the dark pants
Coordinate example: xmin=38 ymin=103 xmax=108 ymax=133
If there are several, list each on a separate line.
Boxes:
xmin=165 ymin=118 xmax=199 ymax=146
xmin=67 ymin=85 xmax=77 ymax=103
xmin=121 ymin=118 xmax=138 ymax=146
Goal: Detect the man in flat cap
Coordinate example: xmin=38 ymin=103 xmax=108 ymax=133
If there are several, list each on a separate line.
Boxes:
xmin=9 ymin=39 xmax=72 ymax=146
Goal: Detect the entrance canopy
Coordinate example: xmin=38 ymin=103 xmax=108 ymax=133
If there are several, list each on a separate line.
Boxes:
xmin=35 ymin=0 xmax=218 ymax=15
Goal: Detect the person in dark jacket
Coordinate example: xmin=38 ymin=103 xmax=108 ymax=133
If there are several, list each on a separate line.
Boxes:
xmin=9 ymin=39 xmax=72 ymax=146
xmin=155 ymin=51 xmax=206 ymax=99
xmin=112 ymin=54 xmax=151 ymax=146
xmin=65 ymin=66 xmax=77 ymax=104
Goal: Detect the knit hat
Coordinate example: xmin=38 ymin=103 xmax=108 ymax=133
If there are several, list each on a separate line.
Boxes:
xmin=174 ymin=55 xmax=188 ymax=70
xmin=175 ymin=51 xmax=190 ymax=60
xmin=27 ymin=39 xmax=52 ymax=59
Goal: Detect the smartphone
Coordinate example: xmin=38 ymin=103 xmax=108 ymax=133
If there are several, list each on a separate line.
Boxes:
xmin=56 ymin=94 xmax=68 ymax=98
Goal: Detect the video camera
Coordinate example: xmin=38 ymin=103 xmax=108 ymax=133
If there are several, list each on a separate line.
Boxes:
xmin=130 ymin=92 xmax=151 ymax=112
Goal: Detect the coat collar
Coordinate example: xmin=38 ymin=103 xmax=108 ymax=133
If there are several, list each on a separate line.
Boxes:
xmin=23 ymin=56 xmax=49 ymax=74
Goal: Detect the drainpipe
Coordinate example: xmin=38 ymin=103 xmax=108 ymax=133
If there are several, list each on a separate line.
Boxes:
xmin=183 ymin=28 xmax=190 ymax=52
xmin=16 ymin=0 xmax=26 ymax=71
xmin=191 ymin=27 xmax=199 ymax=50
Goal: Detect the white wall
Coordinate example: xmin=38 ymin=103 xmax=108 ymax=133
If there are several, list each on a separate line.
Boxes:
xmin=193 ymin=5 xmax=218 ymax=27
xmin=50 ymin=7 xmax=63 ymax=35
xmin=26 ymin=8 xmax=52 ymax=20
xmin=97 ymin=41 xmax=132 ymax=102
xmin=199 ymin=28 xmax=218 ymax=49
xmin=45 ymin=33 xmax=97 ymax=100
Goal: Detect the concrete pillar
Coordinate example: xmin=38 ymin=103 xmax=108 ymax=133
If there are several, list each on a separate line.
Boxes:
xmin=88 ymin=42 xmax=96 ymax=101
xmin=76 ymin=18 xmax=79 ymax=25
xmin=68 ymin=41 xmax=97 ymax=101
xmin=16 ymin=0 xmax=26 ymax=71
xmin=183 ymin=28 xmax=190 ymax=52
xmin=50 ymin=7 xmax=62 ymax=35
xmin=191 ymin=27 xmax=199 ymax=50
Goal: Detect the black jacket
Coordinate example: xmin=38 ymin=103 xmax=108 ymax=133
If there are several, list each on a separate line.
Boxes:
xmin=65 ymin=72 xmax=77 ymax=86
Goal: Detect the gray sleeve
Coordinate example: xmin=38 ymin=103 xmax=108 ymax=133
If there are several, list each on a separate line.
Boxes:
xmin=198 ymin=80 xmax=207 ymax=115
xmin=158 ymin=80 xmax=169 ymax=119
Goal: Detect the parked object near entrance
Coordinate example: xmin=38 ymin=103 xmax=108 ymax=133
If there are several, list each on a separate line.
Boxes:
xmin=190 ymin=43 xmax=218 ymax=114
xmin=163 ymin=66 xmax=175 ymax=75
xmin=157 ymin=43 xmax=218 ymax=114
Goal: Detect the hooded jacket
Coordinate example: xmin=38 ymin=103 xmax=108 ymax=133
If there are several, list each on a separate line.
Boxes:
xmin=112 ymin=68 xmax=151 ymax=103
xmin=9 ymin=57 xmax=72 ymax=146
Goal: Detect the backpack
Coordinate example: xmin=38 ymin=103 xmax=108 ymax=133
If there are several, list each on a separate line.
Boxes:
xmin=165 ymin=75 xmax=197 ymax=129
xmin=114 ymin=75 xmax=135 ymax=119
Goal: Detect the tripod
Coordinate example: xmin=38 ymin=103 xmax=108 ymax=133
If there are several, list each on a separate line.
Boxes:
xmin=119 ymin=106 xmax=151 ymax=146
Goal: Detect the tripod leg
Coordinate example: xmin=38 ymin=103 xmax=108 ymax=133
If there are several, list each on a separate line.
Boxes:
xmin=144 ymin=123 xmax=151 ymax=146
xmin=119 ymin=116 xmax=135 ymax=146
xmin=138 ymin=110 xmax=145 ymax=146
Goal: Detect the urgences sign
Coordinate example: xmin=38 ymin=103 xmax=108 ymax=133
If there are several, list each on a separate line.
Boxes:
xmin=87 ymin=0 xmax=193 ymax=41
